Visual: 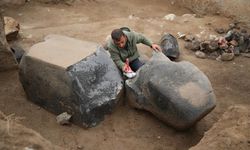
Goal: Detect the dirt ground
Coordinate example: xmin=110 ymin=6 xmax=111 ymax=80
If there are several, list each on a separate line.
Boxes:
xmin=0 ymin=0 xmax=250 ymax=149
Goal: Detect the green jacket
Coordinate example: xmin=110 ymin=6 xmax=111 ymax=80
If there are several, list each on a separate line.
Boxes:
xmin=107 ymin=31 xmax=153 ymax=70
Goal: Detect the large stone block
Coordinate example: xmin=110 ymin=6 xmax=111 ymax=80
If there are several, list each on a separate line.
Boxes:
xmin=125 ymin=52 xmax=216 ymax=130
xmin=19 ymin=35 xmax=124 ymax=127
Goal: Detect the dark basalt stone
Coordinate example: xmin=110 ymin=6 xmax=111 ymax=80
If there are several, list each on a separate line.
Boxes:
xmin=159 ymin=33 xmax=180 ymax=60
xmin=126 ymin=52 xmax=216 ymax=130
xmin=19 ymin=35 xmax=124 ymax=128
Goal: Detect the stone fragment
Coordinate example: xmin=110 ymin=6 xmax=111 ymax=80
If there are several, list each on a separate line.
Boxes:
xmin=221 ymin=52 xmax=234 ymax=61
xmin=184 ymin=39 xmax=201 ymax=51
xmin=163 ymin=14 xmax=176 ymax=21
xmin=218 ymin=37 xmax=228 ymax=49
xmin=208 ymin=40 xmax=219 ymax=52
xmin=4 ymin=16 xmax=20 ymax=41
xmin=229 ymin=40 xmax=238 ymax=47
xmin=56 ymin=112 xmax=72 ymax=125
xmin=195 ymin=51 xmax=206 ymax=59
xmin=208 ymin=51 xmax=220 ymax=59
xmin=184 ymin=34 xmax=195 ymax=42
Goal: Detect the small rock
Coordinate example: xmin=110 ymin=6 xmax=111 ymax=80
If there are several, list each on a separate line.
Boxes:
xmin=177 ymin=32 xmax=186 ymax=39
xmin=77 ymin=145 xmax=84 ymax=150
xmin=184 ymin=42 xmax=192 ymax=50
xmin=225 ymin=30 xmax=233 ymax=41
xmin=191 ymin=40 xmax=201 ymax=51
xmin=157 ymin=136 xmax=161 ymax=139
xmin=229 ymin=23 xmax=236 ymax=29
xmin=200 ymin=41 xmax=210 ymax=51
xmin=184 ymin=34 xmax=195 ymax=42
xmin=216 ymin=55 xmax=222 ymax=61
xmin=215 ymin=28 xmax=225 ymax=34
xmin=24 ymin=147 xmax=34 ymax=150
xmin=209 ymin=40 xmax=219 ymax=52
xmin=209 ymin=35 xmax=218 ymax=41
xmin=241 ymin=29 xmax=247 ymax=34
xmin=56 ymin=112 xmax=72 ymax=125
xmin=218 ymin=37 xmax=228 ymax=49
xmin=195 ymin=51 xmax=206 ymax=59
xmin=4 ymin=16 xmax=20 ymax=41
xmin=185 ymin=40 xmax=200 ymax=51
xmin=163 ymin=14 xmax=176 ymax=21
xmin=229 ymin=40 xmax=238 ymax=47
xmin=228 ymin=45 xmax=236 ymax=53
xmin=209 ymin=51 xmax=220 ymax=59
xmin=221 ymin=52 xmax=234 ymax=61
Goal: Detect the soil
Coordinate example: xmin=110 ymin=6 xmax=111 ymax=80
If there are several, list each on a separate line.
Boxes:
xmin=0 ymin=111 xmax=62 ymax=150
xmin=190 ymin=105 xmax=250 ymax=150
xmin=0 ymin=0 xmax=250 ymax=149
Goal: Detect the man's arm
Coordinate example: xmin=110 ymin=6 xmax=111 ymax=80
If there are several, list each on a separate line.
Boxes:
xmin=133 ymin=32 xmax=162 ymax=51
xmin=109 ymin=48 xmax=125 ymax=70
xmin=134 ymin=32 xmax=153 ymax=47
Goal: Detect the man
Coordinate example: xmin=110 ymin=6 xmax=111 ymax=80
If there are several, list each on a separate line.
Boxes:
xmin=107 ymin=28 xmax=161 ymax=78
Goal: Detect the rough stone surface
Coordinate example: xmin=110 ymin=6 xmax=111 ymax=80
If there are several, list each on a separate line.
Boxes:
xmin=19 ymin=35 xmax=124 ymax=128
xmin=190 ymin=105 xmax=250 ymax=150
xmin=159 ymin=33 xmax=180 ymax=60
xmin=125 ymin=52 xmax=216 ymax=130
xmin=4 ymin=16 xmax=20 ymax=41
xmin=0 ymin=13 xmax=17 ymax=71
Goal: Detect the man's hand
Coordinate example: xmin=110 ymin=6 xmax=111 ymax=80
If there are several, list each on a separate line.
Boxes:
xmin=123 ymin=58 xmax=132 ymax=73
xmin=151 ymin=44 xmax=162 ymax=52
xmin=123 ymin=58 xmax=136 ymax=79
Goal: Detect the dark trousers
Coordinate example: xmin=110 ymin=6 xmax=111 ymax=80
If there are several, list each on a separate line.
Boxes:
xmin=130 ymin=58 xmax=144 ymax=72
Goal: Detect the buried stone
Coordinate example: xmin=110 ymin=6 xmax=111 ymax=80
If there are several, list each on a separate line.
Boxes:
xmin=19 ymin=35 xmax=124 ymax=127
xmin=125 ymin=52 xmax=216 ymax=130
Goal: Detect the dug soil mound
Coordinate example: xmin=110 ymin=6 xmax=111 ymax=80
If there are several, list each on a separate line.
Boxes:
xmin=0 ymin=111 xmax=62 ymax=150
xmin=190 ymin=105 xmax=250 ymax=150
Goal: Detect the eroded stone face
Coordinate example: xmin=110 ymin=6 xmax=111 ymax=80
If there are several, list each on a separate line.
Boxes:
xmin=19 ymin=35 xmax=124 ymax=127
xmin=126 ymin=52 xmax=216 ymax=130
xmin=67 ymin=48 xmax=124 ymax=127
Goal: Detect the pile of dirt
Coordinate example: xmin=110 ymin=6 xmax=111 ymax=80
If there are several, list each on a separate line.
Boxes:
xmin=190 ymin=105 xmax=250 ymax=150
xmin=0 ymin=111 xmax=62 ymax=150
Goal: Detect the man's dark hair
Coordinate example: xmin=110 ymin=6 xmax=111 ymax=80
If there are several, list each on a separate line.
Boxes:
xmin=111 ymin=29 xmax=125 ymax=41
